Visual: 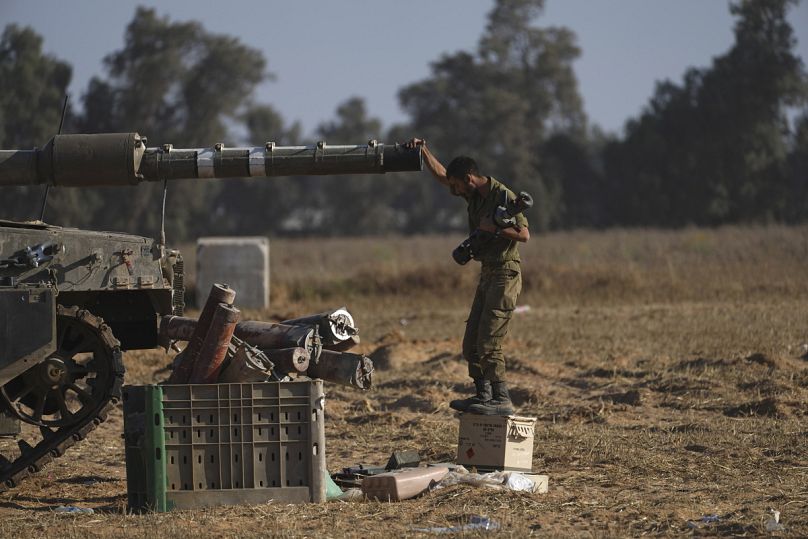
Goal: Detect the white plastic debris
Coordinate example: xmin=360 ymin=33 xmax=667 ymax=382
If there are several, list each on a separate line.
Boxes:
xmin=504 ymin=472 xmax=537 ymax=492
xmin=412 ymin=515 xmax=500 ymax=534
xmin=54 ymin=505 xmax=94 ymax=514
xmin=686 ymin=514 xmax=720 ymax=529
xmin=434 ymin=469 xmax=542 ymax=494
xmin=765 ymin=509 xmax=784 ymax=532
xmin=334 ymin=488 xmax=364 ymax=502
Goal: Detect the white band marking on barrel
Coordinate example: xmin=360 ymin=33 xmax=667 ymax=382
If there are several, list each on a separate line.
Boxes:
xmin=248 ymin=147 xmax=265 ymax=177
xmin=196 ymin=148 xmax=215 ymax=178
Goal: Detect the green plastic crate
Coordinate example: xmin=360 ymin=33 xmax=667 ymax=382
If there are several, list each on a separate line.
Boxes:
xmin=123 ymin=381 xmax=326 ymax=512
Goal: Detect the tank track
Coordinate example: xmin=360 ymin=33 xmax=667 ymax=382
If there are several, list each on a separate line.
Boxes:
xmin=0 ymin=305 xmax=125 ymax=492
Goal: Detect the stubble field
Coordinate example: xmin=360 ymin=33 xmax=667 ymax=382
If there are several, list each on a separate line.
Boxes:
xmin=1 ymin=225 xmax=807 ymax=537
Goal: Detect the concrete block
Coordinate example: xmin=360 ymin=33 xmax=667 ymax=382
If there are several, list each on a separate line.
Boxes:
xmin=196 ymin=237 xmax=269 ymax=309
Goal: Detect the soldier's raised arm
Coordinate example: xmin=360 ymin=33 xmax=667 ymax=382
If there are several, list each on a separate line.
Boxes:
xmin=405 ymin=138 xmax=449 ymax=188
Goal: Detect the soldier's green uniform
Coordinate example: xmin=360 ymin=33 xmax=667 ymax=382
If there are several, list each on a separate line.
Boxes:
xmin=462 ymin=177 xmax=527 ymax=382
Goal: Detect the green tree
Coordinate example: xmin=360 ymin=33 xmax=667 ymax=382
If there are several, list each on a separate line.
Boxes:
xmin=398 ymin=0 xmax=586 ymax=231
xmin=539 ymin=130 xmax=609 ymax=228
xmin=604 ymin=0 xmax=808 ymax=226
xmin=0 ymin=25 xmax=70 ymax=148
xmin=209 ymin=104 xmax=304 ymax=235
xmin=786 ymin=112 xmax=808 ymax=221
xmin=310 ymin=97 xmax=401 ymax=235
xmin=78 ymin=7 xmax=269 ymax=240
xmin=0 ymin=25 xmax=88 ymax=224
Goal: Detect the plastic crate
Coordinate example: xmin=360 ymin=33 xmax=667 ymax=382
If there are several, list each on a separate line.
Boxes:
xmin=123 ymin=381 xmax=326 ymax=512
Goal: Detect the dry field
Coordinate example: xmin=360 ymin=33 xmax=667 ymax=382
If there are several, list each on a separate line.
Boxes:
xmin=1 ymin=225 xmax=807 ymax=537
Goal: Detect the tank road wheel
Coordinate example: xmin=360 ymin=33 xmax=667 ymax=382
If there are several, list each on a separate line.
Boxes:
xmin=0 ymin=306 xmax=124 ymax=492
xmin=3 ymin=306 xmax=124 ymax=428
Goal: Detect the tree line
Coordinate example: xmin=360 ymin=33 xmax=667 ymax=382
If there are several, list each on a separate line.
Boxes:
xmin=1 ymin=0 xmax=806 ymax=240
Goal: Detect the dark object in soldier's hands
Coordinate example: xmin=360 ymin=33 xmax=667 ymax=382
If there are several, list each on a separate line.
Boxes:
xmin=452 ymin=230 xmax=496 ymax=265
xmin=452 ymin=190 xmax=533 ymax=265
xmin=494 ymin=191 xmax=533 ymax=229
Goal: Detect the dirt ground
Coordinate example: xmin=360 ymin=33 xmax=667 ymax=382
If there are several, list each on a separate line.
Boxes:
xmin=1 ymin=227 xmax=807 ymax=537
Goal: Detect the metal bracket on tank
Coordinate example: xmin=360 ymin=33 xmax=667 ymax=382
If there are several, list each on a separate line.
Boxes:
xmin=0 ymin=241 xmax=63 ymax=269
xmin=196 ymin=147 xmax=215 ymax=178
xmin=315 ymin=141 xmax=326 ymax=162
xmin=367 ymin=139 xmax=383 ymax=167
xmin=264 ymin=142 xmax=276 ymax=175
xmin=249 ymin=145 xmax=265 ymax=177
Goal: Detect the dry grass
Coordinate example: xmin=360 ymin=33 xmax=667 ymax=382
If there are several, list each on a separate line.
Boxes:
xmin=1 ymin=225 xmax=807 ymax=537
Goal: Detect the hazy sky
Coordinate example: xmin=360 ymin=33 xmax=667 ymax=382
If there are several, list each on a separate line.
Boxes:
xmin=2 ymin=0 xmax=807 ymax=138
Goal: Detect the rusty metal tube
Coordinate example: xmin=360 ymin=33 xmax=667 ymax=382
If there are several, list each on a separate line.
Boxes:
xmin=323 ymin=335 xmax=361 ymax=352
xmin=167 ymin=284 xmax=235 ymax=383
xmin=160 ymin=315 xmax=198 ymax=342
xmin=188 ymin=303 xmax=240 ymax=384
xmin=217 ymin=339 xmax=274 ymax=383
xmin=266 ymin=347 xmax=310 ymax=374
xmin=234 ymin=321 xmax=319 ymax=359
xmin=281 ymin=308 xmax=357 ymax=345
xmin=307 ymin=350 xmax=373 ymax=390
xmin=161 ymin=315 xmax=321 ymax=361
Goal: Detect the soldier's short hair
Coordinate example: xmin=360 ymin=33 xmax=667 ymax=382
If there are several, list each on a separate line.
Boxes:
xmin=446 ymin=156 xmax=479 ymax=180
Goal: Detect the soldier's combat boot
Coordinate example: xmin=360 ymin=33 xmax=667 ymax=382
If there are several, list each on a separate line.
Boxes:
xmin=449 ymin=378 xmax=492 ymax=412
xmin=467 ymin=381 xmax=515 ymax=415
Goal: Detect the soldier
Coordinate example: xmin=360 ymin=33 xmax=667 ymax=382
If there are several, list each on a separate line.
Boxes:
xmin=405 ymin=138 xmax=529 ymax=415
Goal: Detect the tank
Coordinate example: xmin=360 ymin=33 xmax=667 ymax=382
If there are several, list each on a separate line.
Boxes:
xmin=0 ymin=133 xmax=422 ymax=491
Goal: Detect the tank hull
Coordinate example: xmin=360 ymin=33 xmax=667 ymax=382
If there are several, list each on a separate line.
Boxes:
xmin=0 ymin=132 xmax=420 ymax=492
xmin=0 ymin=220 xmax=178 ymax=491
xmin=0 ymin=221 xmax=175 ymax=360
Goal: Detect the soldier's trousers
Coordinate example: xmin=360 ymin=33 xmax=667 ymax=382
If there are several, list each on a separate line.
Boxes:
xmin=462 ymin=262 xmax=522 ymax=382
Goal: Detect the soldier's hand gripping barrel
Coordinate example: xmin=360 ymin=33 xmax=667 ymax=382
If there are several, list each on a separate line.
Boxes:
xmin=0 ymin=133 xmax=422 ymax=186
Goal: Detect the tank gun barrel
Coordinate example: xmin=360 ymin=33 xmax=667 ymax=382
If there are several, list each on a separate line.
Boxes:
xmin=0 ymin=132 xmax=422 ymax=187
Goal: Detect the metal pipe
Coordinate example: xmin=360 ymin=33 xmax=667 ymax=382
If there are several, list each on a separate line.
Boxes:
xmin=307 ymin=350 xmax=373 ymax=390
xmin=234 ymin=321 xmax=319 ymax=358
xmin=281 ymin=308 xmax=357 ymax=345
xmin=0 ymin=133 xmax=422 ymax=187
xmin=217 ymin=342 xmax=273 ymax=384
xmin=323 ymin=335 xmax=361 ymax=352
xmin=188 ymin=303 xmax=240 ymax=384
xmin=160 ymin=315 xmax=198 ymax=343
xmin=167 ymin=284 xmax=235 ymax=383
xmin=266 ymin=347 xmax=310 ymax=374
xmin=161 ymin=315 xmax=321 ymax=361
